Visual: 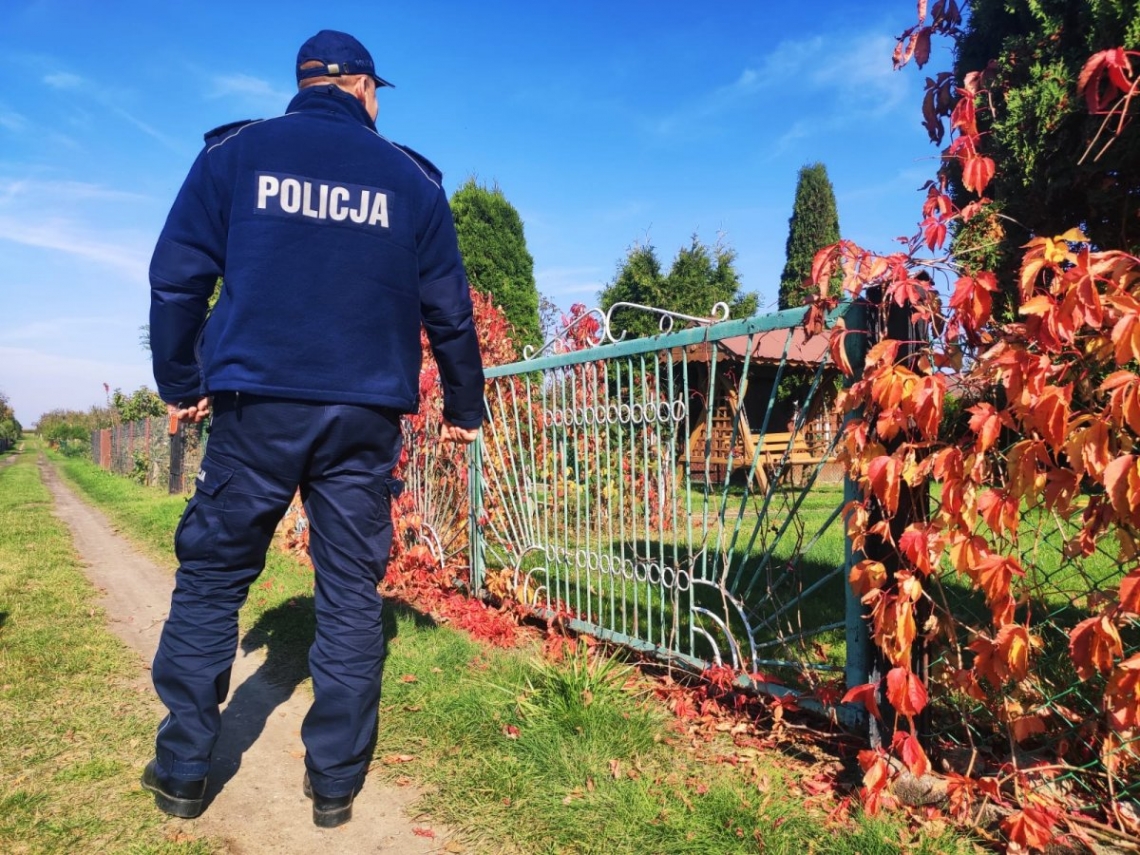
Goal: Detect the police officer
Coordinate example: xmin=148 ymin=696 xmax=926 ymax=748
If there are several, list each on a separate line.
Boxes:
xmin=143 ymin=30 xmax=484 ymax=828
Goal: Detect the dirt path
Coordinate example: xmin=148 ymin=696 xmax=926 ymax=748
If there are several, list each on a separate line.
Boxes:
xmin=39 ymin=457 xmax=453 ymax=854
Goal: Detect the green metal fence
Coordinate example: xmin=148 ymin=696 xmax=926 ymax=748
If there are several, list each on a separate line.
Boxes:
xmin=469 ymin=302 xmax=869 ymax=719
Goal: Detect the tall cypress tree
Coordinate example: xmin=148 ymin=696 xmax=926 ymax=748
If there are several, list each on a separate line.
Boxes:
xmin=777 ymin=163 xmax=841 ymax=310
xmin=450 ymin=178 xmax=541 ymax=351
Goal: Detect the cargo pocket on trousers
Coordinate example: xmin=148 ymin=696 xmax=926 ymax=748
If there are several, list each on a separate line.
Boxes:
xmin=375 ymin=477 xmax=404 ymax=533
xmin=174 ymin=463 xmax=234 ymax=568
xmin=367 ymin=477 xmax=404 ymax=584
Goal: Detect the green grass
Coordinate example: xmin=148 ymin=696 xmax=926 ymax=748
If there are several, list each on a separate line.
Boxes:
xmin=375 ymin=628 xmax=974 ymax=855
xmin=0 ymin=441 xmax=219 ymax=854
xmin=46 ymin=447 xmax=979 ymax=854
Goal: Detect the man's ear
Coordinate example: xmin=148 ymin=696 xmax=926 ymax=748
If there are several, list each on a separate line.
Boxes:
xmin=351 ymin=76 xmax=369 ymax=105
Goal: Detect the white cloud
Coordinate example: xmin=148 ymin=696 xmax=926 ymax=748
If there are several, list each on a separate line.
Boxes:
xmin=0 ymin=178 xmax=148 ymax=204
xmin=598 ymin=200 xmax=649 ymax=224
xmin=731 ymin=68 xmax=760 ymax=92
xmin=652 ymin=30 xmax=911 ymax=141
xmin=735 ymin=32 xmax=904 ymax=108
xmin=45 ymin=131 xmax=83 ymax=150
xmin=754 ymin=36 xmax=827 ymax=82
xmin=43 ymin=71 xmax=84 ymax=89
xmin=0 ymin=315 xmax=137 ymax=345
xmin=0 ymin=346 xmax=152 ymax=425
xmin=838 ymin=163 xmax=939 ymax=204
xmin=536 ymin=266 xmax=606 ymax=307
xmin=809 ymin=33 xmax=909 ymax=114
xmin=206 ymin=73 xmax=293 ymax=111
xmin=110 ymin=106 xmax=185 ymax=152
xmin=0 ymin=214 xmax=150 ymax=283
xmin=757 ymin=34 xmax=916 ymax=159
xmin=0 ymin=178 xmax=155 ymax=283
xmin=34 ymin=67 xmax=187 ymax=152
xmin=649 ymin=37 xmax=823 ymax=136
xmin=0 ymin=110 xmax=28 ymax=133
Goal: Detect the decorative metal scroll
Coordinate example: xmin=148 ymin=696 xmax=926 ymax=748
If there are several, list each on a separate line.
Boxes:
xmin=470 ymin=302 xmax=865 ymax=719
xmin=523 ymin=301 xmax=732 ymax=361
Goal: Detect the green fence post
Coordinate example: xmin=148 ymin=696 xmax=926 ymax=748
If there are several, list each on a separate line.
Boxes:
xmin=468 ymin=432 xmax=485 ymax=595
xmin=843 ymin=294 xmax=873 ymax=718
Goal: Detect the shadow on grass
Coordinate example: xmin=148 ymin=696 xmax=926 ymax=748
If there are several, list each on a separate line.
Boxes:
xmin=201 ymin=594 xmax=439 ymax=805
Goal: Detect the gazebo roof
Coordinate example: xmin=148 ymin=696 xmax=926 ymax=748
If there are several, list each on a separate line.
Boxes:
xmin=684 ymin=326 xmax=831 ymax=368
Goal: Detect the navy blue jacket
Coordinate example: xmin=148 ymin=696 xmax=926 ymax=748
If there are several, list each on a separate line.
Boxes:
xmin=149 ymin=85 xmax=485 ymax=429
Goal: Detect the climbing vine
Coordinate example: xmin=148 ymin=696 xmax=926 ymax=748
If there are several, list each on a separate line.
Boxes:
xmin=814 ymin=2 xmax=1140 ymax=848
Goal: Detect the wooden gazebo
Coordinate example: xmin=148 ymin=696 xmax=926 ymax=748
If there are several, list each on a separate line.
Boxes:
xmin=680 ymin=327 xmax=842 ymax=489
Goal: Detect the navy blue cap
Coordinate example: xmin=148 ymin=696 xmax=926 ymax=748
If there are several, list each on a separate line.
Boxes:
xmin=296 ymin=30 xmax=394 ymax=89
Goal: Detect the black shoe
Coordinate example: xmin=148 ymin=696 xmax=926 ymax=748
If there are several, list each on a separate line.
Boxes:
xmin=303 ymin=772 xmax=356 ymax=828
xmin=140 ymin=759 xmax=207 ymax=819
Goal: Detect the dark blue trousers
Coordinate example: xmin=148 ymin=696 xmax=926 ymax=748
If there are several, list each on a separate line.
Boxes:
xmin=151 ymin=393 xmax=402 ymax=797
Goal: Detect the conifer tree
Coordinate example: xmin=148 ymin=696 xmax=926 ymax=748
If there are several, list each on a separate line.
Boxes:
xmin=950 ymin=0 xmax=1140 ymax=319
xmin=450 ymin=179 xmax=541 ymax=351
xmin=777 ymin=163 xmax=841 ymax=310
xmin=600 ymin=236 xmax=757 ymax=338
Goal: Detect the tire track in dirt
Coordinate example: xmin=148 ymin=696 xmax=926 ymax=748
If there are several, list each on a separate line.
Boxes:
xmin=40 ymin=456 xmax=453 ymax=854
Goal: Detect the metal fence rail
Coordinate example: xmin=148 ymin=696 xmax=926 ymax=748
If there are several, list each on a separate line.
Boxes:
xmin=470 ymin=303 xmax=867 ymax=715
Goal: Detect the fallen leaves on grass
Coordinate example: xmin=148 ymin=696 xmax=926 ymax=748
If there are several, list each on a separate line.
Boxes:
xmin=382 ymin=753 xmax=417 ymax=764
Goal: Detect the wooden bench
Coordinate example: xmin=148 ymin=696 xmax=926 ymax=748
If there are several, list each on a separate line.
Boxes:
xmin=753 ymin=430 xmax=822 ymax=464
xmin=684 ymin=424 xmax=830 ymax=490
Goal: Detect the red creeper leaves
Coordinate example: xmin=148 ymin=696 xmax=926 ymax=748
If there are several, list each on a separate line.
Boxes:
xmin=885 ymin=666 xmax=928 ymax=717
xmin=966 ymin=402 xmax=1008 ymax=454
xmin=948 ymin=272 xmax=996 ymax=338
xmin=961 ymin=153 xmax=996 ymax=196
xmin=841 ymin=7 xmax=1140 ymax=840
xmin=842 ymin=682 xmax=883 ymax=720
xmin=857 ymin=749 xmax=895 ymax=816
xmin=1106 ymin=654 xmax=1140 ymax=729
xmin=1119 ymin=568 xmax=1140 ymax=616
xmin=1102 ymin=371 xmax=1140 ymax=434
xmin=1079 ymin=48 xmax=1135 ymax=113
xmin=1070 ymin=615 xmax=1124 ymax=681
xmin=890 ymin=729 xmax=931 ymax=779
xmin=1002 ymin=807 xmax=1061 ymax=854
xmin=1104 ymin=454 xmax=1140 ymax=526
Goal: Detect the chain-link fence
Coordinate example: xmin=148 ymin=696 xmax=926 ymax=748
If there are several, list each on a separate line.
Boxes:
xmin=926 ymin=519 xmax=1140 ymax=813
xmin=90 ymin=417 xmax=206 ymax=493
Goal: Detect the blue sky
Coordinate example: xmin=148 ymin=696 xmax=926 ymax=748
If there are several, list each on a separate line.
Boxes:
xmin=0 ymin=0 xmax=949 ymax=425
